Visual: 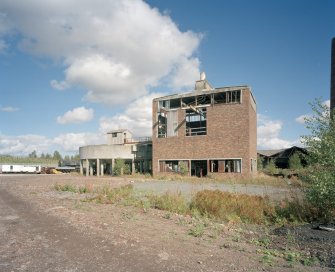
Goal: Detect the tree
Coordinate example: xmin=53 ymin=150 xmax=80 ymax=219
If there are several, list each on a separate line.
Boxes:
xmin=288 ymin=153 xmax=303 ymax=170
xmin=113 ymin=159 xmax=131 ymax=176
xmin=301 ymin=99 xmax=335 ymax=221
xmin=28 ymin=150 xmax=37 ymax=158
xmin=257 ymin=154 xmax=264 ymax=170
xmin=53 ymin=150 xmax=62 ymax=161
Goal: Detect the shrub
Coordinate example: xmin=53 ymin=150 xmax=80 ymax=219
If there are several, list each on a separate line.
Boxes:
xmin=301 ymin=99 xmax=335 ymax=221
xmin=113 ymin=159 xmax=131 ymax=176
xmin=289 ymin=153 xmax=303 ymax=170
xmin=264 ymin=160 xmax=279 ymax=175
xmin=148 ymin=192 xmax=188 ymax=214
xmin=190 ymin=190 xmax=274 ymax=224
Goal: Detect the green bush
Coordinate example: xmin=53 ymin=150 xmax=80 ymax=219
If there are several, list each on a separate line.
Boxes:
xmin=301 ymin=99 xmax=335 ymax=221
xmin=289 ymin=153 xmax=303 ymax=170
xmin=264 ymin=160 xmax=279 ymax=175
xmin=113 ymin=159 xmax=131 ymax=176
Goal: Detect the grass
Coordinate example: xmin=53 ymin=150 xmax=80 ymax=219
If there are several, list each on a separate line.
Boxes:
xmin=152 ymin=173 xmax=296 ymax=187
xmin=53 ymin=182 xmax=314 ymax=225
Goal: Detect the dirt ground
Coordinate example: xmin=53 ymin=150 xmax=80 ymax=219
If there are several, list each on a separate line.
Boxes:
xmin=0 ymin=174 xmax=333 ymax=272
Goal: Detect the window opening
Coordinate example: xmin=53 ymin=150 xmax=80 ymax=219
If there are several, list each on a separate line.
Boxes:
xmin=159 ymin=100 xmax=170 ymax=110
xmin=214 ymin=90 xmax=241 ymax=104
xmin=185 ymin=107 xmax=207 ymax=136
xmin=182 ymin=96 xmax=196 ymax=107
xmin=210 ymin=159 xmax=241 ymax=173
xmin=196 ymin=95 xmax=211 ymax=106
xmin=191 ymin=160 xmax=208 ymax=177
xmin=159 ymin=160 xmax=179 ymax=172
xmin=111 ymin=132 xmax=117 ymax=138
xmin=170 ymin=98 xmax=180 ymax=109
xmin=157 ymin=113 xmax=167 ymax=138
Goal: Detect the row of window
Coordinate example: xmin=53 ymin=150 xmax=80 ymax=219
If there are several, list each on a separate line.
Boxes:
xmin=158 ymin=90 xmax=241 ymax=110
xmin=159 ymin=159 xmax=242 ymax=175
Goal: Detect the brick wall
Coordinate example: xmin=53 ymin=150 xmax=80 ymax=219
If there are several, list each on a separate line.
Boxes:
xmin=152 ymin=87 xmax=257 ymax=177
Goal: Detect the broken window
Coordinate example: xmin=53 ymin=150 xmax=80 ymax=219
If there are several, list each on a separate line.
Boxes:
xmin=159 ymin=160 xmax=189 ymax=174
xmin=210 ymin=159 xmax=241 ymax=173
xmin=182 ymin=96 xmax=196 ymax=107
xmin=214 ymin=90 xmax=241 ymax=104
xmin=196 ymin=94 xmax=211 ymax=106
xmin=170 ymin=98 xmax=181 ymax=109
xmin=185 ymin=107 xmax=207 ymax=136
xmin=157 ymin=113 xmax=167 ymax=138
xmin=159 ymin=100 xmax=170 ymax=110
xmin=159 ymin=160 xmax=179 ymax=172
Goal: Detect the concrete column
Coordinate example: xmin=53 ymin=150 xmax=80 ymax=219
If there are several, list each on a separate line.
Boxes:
xmin=101 ymin=164 xmax=104 ymax=176
xmin=188 ymin=160 xmax=191 ymax=176
xmin=132 ymin=159 xmax=135 ymax=175
xmin=111 ymin=158 xmax=115 ymax=176
xmin=97 ymin=158 xmax=100 ymax=177
xmin=80 ymin=160 xmax=83 ymax=175
xmin=86 ymin=159 xmax=89 ymax=177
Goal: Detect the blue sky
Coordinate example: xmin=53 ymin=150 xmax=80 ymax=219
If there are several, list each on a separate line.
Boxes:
xmin=0 ymin=0 xmax=334 ymax=156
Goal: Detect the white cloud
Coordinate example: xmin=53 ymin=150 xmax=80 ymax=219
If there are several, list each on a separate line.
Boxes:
xmin=57 ymin=107 xmax=94 ymax=124
xmin=50 ymin=79 xmax=69 ymax=90
xmin=295 ymin=114 xmax=310 ymax=124
xmin=99 ymin=92 xmax=164 ymax=137
xmin=52 ymin=132 xmax=101 ymax=152
xmin=0 ymin=132 xmax=102 ymax=156
xmin=0 ymin=0 xmax=202 ymax=105
xmin=257 ymin=114 xmax=298 ymax=149
xmin=0 ymin=134 xmax=50 ymax=156
xmin=1 ymin=106 xmax=19 ymax=112
xmin=323 ymin=99 xmax=330 ymax=108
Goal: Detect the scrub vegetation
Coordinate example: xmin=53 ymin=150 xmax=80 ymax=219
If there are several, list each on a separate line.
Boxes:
xmin=54 ymin=182 xmax=315 ymax=225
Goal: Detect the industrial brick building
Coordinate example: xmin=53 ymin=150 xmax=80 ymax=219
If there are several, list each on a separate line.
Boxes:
xmin=152 ymin=73 xmax=257 ymax=177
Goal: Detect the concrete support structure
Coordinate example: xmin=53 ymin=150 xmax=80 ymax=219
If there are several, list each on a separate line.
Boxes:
xmin=79 ymin=129 xmax=152 ymax=177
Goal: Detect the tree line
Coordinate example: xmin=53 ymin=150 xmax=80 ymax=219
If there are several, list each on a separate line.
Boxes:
xmin=0 ymin=151 xmax=80 ymax=164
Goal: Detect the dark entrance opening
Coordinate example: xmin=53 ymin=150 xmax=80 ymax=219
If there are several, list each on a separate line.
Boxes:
xmin=191 ymin=160 xmax=207 ymax=177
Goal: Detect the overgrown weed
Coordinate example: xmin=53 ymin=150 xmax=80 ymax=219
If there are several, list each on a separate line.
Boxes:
xmin=53 ymin=183 xmax=315 ymax=225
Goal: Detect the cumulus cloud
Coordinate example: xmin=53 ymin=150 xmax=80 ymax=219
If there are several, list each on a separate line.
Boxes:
xmin=50 ymin=79 xmax=69 ymax=90
xmin=57 ymin=107 xmax=94 ymax=124
xmin=257 ymin=114 xmax=298 ymax=149
xmin=0 ymin=0 xmax=202 ymax=105
xmin=99 ymin=92 xmax=164 ymax=136
xmin=295 ymin=114 xmax=310 ymax=124
xmin=295 ymin=99 xmax=330 ymax=125
xmin=1 ymin=106 xmax=19 ymax=112
xmin=52 ymin=132 xmax=101 ymax=152
xmin=0 ymin=132 xmax=103 ymax=155
xmin=0 ymin=134 xmax=50 ymax=156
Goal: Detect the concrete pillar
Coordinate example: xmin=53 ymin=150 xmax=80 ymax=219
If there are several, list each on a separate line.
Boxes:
xmin=80 ymin=160 xmax=83 ymax=175
xmin=86 ymin=159 xmax=89 ymax=177
xmin=132 ymin=159 xmax=135 ymax=175
xmin=97 ymin=158 xmax=100 ymax=177
xmin=111 ymin=158 xmax=115 ymax=176
xmin=188 ymin=160 xmax=191 ymax=176
xmin=101 ymin=164 xmax=104 ymax=176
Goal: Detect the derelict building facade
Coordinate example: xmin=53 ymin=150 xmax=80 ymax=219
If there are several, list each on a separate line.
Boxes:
xmin=152 ymin=74 xmax=257 ymax=177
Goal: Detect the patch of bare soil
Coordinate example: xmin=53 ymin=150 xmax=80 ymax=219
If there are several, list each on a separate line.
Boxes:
xmin=0 ymin=174 xmax=333 ymax=271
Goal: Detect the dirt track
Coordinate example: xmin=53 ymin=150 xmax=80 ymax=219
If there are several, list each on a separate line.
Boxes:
xmin=0 ymin=174 xmax=332 ymax=271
